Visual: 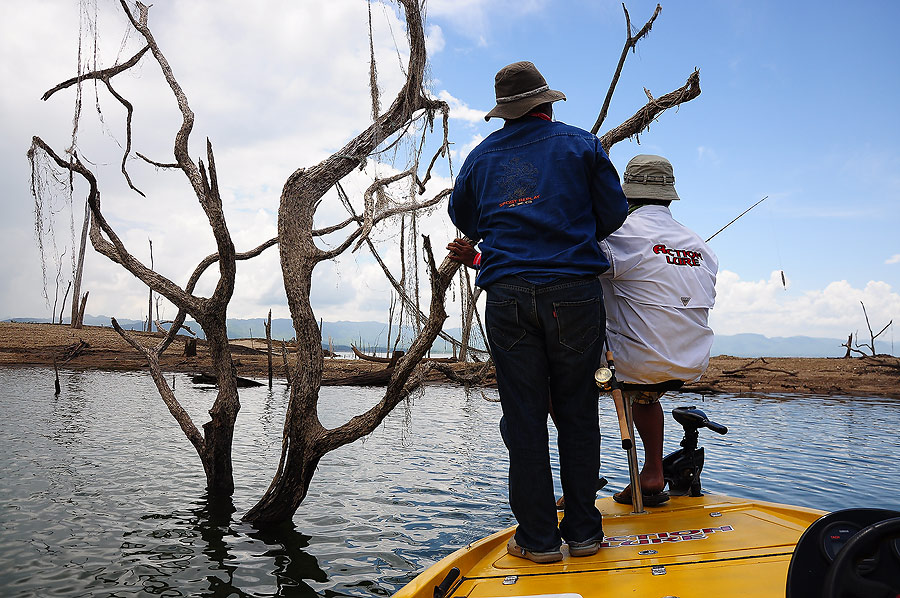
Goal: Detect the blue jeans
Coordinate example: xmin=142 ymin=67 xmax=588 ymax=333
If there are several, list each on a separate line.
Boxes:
xmin=486 ymin=275 xmax=605 ymax=552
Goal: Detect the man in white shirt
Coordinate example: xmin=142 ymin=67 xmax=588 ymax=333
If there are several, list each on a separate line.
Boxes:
xmin=599 ymin=154 xmax=718 ymax=506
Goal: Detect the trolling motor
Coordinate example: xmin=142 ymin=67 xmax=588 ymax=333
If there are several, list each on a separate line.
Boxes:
xmin=662 ymin=406 xmax=728 ymax=497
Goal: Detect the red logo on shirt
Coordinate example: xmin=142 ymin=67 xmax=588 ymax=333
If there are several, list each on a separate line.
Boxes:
xmin=499 ymin=194 xmax=540 ymax=208
xmin=653 ymin=243 xmax=704 ymax=266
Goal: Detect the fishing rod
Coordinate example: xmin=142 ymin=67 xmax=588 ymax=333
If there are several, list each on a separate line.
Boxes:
xmin=595 ymin=340 xmax=645 ymax=514
xmin=706 ymin=195 xmax=769 ymax=243
xmin=705 ymin=194 xmax=787 ymax=289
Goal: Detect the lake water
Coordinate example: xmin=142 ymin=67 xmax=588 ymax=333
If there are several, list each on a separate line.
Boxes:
xmin=1 ymin=366 xmax=898 ymax=597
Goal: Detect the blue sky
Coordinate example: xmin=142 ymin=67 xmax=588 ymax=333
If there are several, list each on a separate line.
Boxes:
xmin=430 ymin=0 xmax=899 ymax=287
xmin=1 ymin=0 xmax=898 ymax=348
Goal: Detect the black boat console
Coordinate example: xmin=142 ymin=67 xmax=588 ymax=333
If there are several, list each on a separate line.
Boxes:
xmin=786 ymin=508 xmax=900 ymax=598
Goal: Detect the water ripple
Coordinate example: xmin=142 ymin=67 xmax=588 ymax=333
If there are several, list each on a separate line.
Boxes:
xmin=1 ymin=367 xmax=898 ymax=596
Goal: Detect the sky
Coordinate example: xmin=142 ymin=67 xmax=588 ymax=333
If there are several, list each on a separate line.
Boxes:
xmin=1 ymin=0 xmax=898 ymax=351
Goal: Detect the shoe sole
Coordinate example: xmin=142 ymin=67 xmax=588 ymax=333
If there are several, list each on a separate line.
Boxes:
xmin=569 ymin=543 xmax=599 ymax=557
xmin=613 ymin=490 xmax=670 ymax=507
xmin=507 ymin=538 xmax=563 ymax=563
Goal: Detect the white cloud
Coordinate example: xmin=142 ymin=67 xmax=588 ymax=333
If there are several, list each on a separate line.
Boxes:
xmin=710 ymin=270 xmax=900 ymax=339
xmin=426 ymin=24 xmax=445 ymax=55
xmin=437 ymin=90 xmax=487 ymax=123
xmin=696 ymin=145 xmax=720 ymax=164
xmin=451 ymin=133 xmax=484 ymax=166
xmin=886 ymin=254 xmax=900 ymax=265
xmin=1 ymin=0 xmax=461 ymax=324
xmin=427 ymin=0 xmax=548 ymax=45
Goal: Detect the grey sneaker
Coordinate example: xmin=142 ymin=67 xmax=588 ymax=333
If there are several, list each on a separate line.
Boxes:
xmin=568 ymin=539 xmax=601 ymax=557
xmin=506 ymin=537 xmax=563 ymax=563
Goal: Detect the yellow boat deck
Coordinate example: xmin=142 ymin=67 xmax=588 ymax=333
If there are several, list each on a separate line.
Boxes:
xmin=394 ymin=494 xmax=824 ymax=598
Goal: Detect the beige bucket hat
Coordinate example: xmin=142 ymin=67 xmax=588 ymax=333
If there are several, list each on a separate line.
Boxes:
xmin=621 ymin=154 xmax=680 ymax=201
xmin=484 ymin=61 xmax=566 ymax=121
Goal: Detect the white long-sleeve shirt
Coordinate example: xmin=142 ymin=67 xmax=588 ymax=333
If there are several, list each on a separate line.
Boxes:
xmin=599 ymin=205 xmax=718 ymax=384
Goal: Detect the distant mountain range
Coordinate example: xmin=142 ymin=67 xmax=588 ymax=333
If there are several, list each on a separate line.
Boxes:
xmin=710 ymin=333 xmax=848 ymax=358
xmin=4 ymin=315 xmax=857 ymax=358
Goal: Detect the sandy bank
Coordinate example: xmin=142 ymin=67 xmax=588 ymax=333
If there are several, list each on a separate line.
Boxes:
xmin=1 ymin=322 xmax=897 ymax=398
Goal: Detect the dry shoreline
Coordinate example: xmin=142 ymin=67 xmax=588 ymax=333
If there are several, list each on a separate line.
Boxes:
xmin=1 ymin=322 xmax=898 ymax=398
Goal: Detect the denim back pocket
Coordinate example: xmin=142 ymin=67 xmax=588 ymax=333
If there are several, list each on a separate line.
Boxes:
xmin=486 ymin=298 xmax=526 ymax=352
xmin=554 ymin=297 xmax=601 ymax=353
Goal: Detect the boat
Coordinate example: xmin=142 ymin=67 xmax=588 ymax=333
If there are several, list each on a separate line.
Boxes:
xmin=392 ymin=404 xmax=900 ymax=597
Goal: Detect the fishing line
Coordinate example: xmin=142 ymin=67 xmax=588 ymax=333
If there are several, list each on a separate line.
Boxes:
xmin=766 ymin=199 xmax=787 ymax=291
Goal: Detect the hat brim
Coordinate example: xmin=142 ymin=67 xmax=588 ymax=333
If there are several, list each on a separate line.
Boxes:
xmin=622 ymin=181 xmax=680 ymax=201
xmin=484 ymin=89 xmax=566 ymax=121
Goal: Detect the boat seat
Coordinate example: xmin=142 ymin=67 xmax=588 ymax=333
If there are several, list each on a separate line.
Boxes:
xmin=620 ymin=379 xmax=684 ymax=393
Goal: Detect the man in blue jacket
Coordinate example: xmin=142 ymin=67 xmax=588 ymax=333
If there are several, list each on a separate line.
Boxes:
xmin=448 ymin=61 xmax=627 ymax=563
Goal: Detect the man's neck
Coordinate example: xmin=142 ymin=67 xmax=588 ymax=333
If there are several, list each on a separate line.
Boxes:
xmin=628 ymin=202 xmax=670 ymax=215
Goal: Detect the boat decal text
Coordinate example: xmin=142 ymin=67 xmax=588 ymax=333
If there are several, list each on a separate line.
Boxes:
xmin=601 ymin=525 xmax=734 ymax=548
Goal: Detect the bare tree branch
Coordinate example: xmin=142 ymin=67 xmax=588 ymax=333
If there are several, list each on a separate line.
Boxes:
xmin=591 ymin=3 xmax=662 ymax=135
xmin=245 ymin=0 xmax=459 ymax=523
xmin=324 ymin=183 xmax=450 ymax=260
xmin=599 ymin=69 xmax=701 ymax=152
xmin=156 ymin=319 xmax=197 ymax=336
xmin=119 ymin=0 xmax=205 ymax=199
xmin=35 ymin=2 xmax=245 ymax=496
xmin=859 ymin=301 xmax=892 ymax=356
xmin=111 ymin=317 xmax=205 ymax=452
xmin=42 ymin=45 xmax=153 ymax=196
xmin=317 ymin=235 xmax=462 ymax=454
xmin=136 ymin=152 xmax=179 ymax=169
xmin=335 ymin=182 xmax=483 ymax=356
xmin=41 ymin=45 xmax=150 ymax=101
xmin=30 ymin=137 xmax=201 ymax=313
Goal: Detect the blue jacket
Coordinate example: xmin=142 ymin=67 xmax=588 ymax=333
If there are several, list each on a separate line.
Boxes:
xmin=448 ymin=116 xmax=628 ymax=287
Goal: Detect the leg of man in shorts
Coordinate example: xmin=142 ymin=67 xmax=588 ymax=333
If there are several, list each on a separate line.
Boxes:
xmin=613 ymin=389 xmax=668 ymax=506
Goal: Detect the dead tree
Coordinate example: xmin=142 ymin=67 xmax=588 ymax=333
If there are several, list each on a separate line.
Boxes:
xmin=27 ymin=0 xmax=271 ymax=497
xmin=245 ymin=2 xmax=700 ymax=525
xmin=71 ymin=198 xmax=90 ymax=329
xmin=858 ymin=301 xmax=892 ymax=356
xmin=31 ymin=0 xmax=454 ymax=522
xmin=51 ymin=252 xmax=67 ymax=324
xmin=242 ymin=0 xmax=455 ymax=525
xmin=147 ymin=239 xmax=154 ymax=332
xmin=842 ymin=333 xmax=866 ymax=358
xmin=264 ymin=309 xmax=273 ymax=388
xmin=58 ymin=281 xmax=71 ymax=325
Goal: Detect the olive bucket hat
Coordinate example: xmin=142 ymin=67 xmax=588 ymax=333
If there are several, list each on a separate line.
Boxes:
xmin=484 ymin=61 xmax=566 ymax=121
xmin=621 ymin=154 xmax=680 ymax=201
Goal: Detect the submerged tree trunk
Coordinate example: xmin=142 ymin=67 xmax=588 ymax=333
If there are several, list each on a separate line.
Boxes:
xmin=243 ymin=0 xmax=446 ymax=525
xmin=71 ymin=198 xmax=89 ymax=329
xmin=197 ymin=315 xmax=240 ymax=495
xmin=244 ymin=239 xmax=459 ymax=524
xmin=265 ymin=309 xmax=273 ymax=388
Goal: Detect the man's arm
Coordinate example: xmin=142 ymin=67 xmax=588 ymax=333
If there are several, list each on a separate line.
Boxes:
xmin=598 ymin=237 xmax=616 ymax=279
xmin=447 ymin=238 xmax=481 ymax=269
xmin=590 ymin=142 xmax=628 ymax=240
xmin=447 ymin=168 xmax=480 ymax=242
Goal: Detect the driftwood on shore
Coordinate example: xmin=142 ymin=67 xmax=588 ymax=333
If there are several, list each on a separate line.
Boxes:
xmin=323 ymin=368 xmax=395 ymax=386
xmin=2 ymin=324 xmax=898 ymax=398
xmin=327 ymin=348 xmax=404 ymax=386
xmin=350 ymin=344 xmax=456 ymax=363
xmin=190 ymin=372 xmax=263 ymax=388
